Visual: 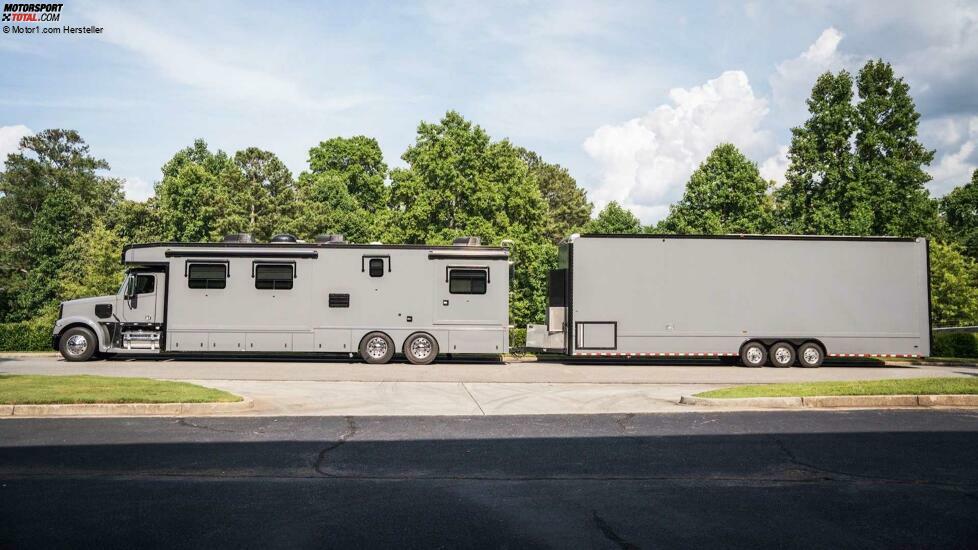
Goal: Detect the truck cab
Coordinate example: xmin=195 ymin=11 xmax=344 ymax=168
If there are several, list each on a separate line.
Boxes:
xmin=52 ymin=267 xmax=166 ymax=361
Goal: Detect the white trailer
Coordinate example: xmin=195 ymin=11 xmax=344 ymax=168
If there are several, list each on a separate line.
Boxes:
xmin=52 ymin=234 xmax=510 ymax=364
xmin=527 ymin=234 xmax=931 ymax=367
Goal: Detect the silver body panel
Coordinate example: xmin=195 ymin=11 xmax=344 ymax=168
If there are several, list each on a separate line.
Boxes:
xmin=57 ymin=242 xmax=510 ymax=357
xmin=529 ymin=235 xmax=930 ymax=358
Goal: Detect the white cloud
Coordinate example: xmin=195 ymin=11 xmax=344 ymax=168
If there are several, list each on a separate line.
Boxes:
xmin=760 ymin=145 xmax=790 ymax=185
xmin=928 ymin=116 xmax=978 ymax=195
xmin=583 ymin=71 xmax=770 ymax=223
xmin=0 ymin=125 xmax=32 ymax=165
xmin=769 ymin=27 xmax=863 ymax=129
xmin=122 ymin=176 xmax=155 ymax=202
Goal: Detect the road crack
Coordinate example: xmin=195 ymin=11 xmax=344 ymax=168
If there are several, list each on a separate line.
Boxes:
xmin=313 ymin=416 xmax=358 ymax=477
xmin=175 ymin=419 xmax=237 ymax=433
xmin=592 ymin=510 xmax=641 ymax=549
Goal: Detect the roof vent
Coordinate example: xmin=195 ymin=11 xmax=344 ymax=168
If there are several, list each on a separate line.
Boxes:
xmin=452 ymin=236 xmax=482 ymax=246
xmin=223 ymin=233 xmax=255 ymax=243
xmin=314 ymin=234 xmax=346 ymax=244
xmin=270 ymin=233 xmax=298 ymax=244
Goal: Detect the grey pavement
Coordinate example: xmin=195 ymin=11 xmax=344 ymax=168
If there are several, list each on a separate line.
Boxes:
xmin=3 ymin=355 xmax=975 ymax=416
xmin=1 ymin=411 xmax=976 ymax=548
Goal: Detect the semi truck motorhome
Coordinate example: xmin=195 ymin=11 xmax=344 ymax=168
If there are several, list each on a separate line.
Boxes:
xmin=52 ymin=234 xmax=510 ymax=364
xmin=526 ymin=234 xmax=931 ymax=367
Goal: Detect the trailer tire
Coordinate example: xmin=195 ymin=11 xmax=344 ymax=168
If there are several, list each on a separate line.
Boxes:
xmin=797 ymin=342 xmax=824 ymax=368
xmin=403 ymin=332 xmax=439 ymax=365
xmin=59 ymin=326 xmax=98 ymax=362
xmin=769 ymin=342 xmax=795 ymax=368
xmin=359 ymin=332 xmax=395 ymax=364
xmin=739 ymin=341 xmax=767 ymax=368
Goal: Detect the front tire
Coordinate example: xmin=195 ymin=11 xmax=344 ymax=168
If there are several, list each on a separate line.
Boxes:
xmin=403 ymin=332 xmax=439 ymax=365
xmin=59 ymin=326 xmax=98 ymax=362
xmin=359 ymin=332 xmax=394 ymax=364
xmin=797 ymin=342 xmax=824 ymax=368
xmin=739 ymin=341 xmax=767 ymax=368
xmin=769 ymin=342 xmax=796 ymax=368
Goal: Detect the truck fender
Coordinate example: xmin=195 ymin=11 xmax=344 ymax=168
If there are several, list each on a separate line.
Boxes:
xmin=54 ymin=316 xmax=112 ymax=352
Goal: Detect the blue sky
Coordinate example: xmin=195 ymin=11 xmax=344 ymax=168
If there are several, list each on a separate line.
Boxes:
xmin=1 ymin=0 xmax=976 ymax=222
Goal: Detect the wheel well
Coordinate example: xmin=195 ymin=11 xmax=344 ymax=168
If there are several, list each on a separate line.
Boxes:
xmin=58 ymin=323 xmax=101 ymax=348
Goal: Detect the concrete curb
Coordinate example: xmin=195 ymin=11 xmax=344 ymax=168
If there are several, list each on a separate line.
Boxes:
xmin=679 ymin=395 xmax=803 ymax=408
xmin=2 ymin=398 xmax=254 ymax=417
xmin=680 ymin=394 xmax=978 ymax=409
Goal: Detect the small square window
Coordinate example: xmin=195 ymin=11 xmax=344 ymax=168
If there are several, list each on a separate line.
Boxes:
xmin=369 ymin=258 xmax=384 ymax=277
xmin=188 ymin=264 xmax=227 ymax=289
xmin=255 ymin=264 xmax=294 ymax=290
xmin=449 ymin=269 xmax=488 ymax=294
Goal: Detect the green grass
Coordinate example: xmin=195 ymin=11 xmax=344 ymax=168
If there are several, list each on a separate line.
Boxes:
xmin=695 ymin=377 xmax=978 ymax=399
xmin=0 ymin=375 xmax=241 ymax=405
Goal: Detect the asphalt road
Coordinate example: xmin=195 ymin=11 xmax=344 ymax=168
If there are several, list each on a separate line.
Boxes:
xmin=2 ymin=411 xmax=977 ymax=548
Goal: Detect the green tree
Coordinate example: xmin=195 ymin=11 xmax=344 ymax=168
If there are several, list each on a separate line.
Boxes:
xmin=584 ymin=202 xmax=642 ymax=234
xmin=776 ymin=70 xmax=870 ymax=235
xmin=929 ymin=241 xmax=978 ymax=326
xmin=777 ymin=61 xmax=939 ymax=237
xmin=660 ymin=143 xmax=774 ymax=234
xmin=308 ymin=136 xmax=388 ymax=210
xmin=0 ymin=130 xmax=122 ymax=320
xmin=517 ymin=148 xmax=592 ymax=242
xmin=854 ymin=60 xmax=938 ymax=236
xmin=57 ymin=220 xmax=126 ymax=302
xmin=234 ymin=147 xmax=297 ymax=241
xmin=390 ymin=111 xmax=547 ymax=244
xmin=155 ymin=140 xmax=245 ymax=242
xmin=105 ymin=198 xmax=164 ymax=245
xmin=940 ymin=169 xmax=978 ymax=258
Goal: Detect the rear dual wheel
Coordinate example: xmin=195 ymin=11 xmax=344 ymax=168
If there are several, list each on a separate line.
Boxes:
xmin=358 ymin=331 xmax=439 ymax=365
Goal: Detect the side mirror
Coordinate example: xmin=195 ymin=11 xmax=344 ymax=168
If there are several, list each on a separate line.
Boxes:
xmin=127 ymin=294 xmax=138 ymax=308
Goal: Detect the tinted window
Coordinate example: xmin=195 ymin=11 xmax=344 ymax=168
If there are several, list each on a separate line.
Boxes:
xmin=255 ymin=264 xmax=294 ymax=290
xmin=134 ymin=274 xmax=155 ymax=294
xmin=369 ymin=258 xmax=384 ymax=277
xmin=188 ymin=264 xmax=227 ymax=289
xmin=547 ymin=269 xmax=566 ymax=307
xmin=449 ymin=269 xmax=487 ymax=294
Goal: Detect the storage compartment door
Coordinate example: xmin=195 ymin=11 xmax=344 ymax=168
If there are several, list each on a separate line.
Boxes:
xmin=575 ymin=322 xmax=617 ymax=350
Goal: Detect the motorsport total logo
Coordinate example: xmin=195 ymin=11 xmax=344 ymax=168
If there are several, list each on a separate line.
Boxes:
xmin=2 ymin=3 xmax=103 ymax=34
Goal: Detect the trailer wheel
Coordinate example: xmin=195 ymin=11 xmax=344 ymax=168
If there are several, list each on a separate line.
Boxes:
xmin=359 ymin=332 xmax=394 ymax=364
xmin=403 ymin=332 xmax=439 ymax=365
xmin=768 ymin=342 xmax=795 ymax=368
xmin=797 ymin=342 xmax=824 ymax=368
xmin=739 ymin=341 xmax=767 ymax=368
xmin=59 ymin=326 xmax=98 ymax=362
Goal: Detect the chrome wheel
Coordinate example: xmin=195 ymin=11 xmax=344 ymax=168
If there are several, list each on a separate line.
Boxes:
xmin=745 ymin=346 xmax=764 ymax=365
xmin=803 ymin=347 xmax=820 ymax=365
xmin=65 ymin=334 xmax=88 ymax=356
xmin=410 ymin=336 xmax=433 ymax=360
xmin=366 ymin=336 xmax=388 ymax=359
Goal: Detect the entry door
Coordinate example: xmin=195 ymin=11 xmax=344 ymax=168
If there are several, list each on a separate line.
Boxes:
xmin=433 ymin=262 xmax=495 ymax=325
xmin=122 ymin=272 xmax=159 ymax=323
